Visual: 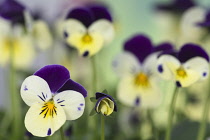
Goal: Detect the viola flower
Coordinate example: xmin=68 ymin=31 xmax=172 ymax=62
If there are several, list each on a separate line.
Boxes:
xmin=63 ymin=4 xmax=115 ymax=57
xmin=94 ymin=92 xmax=117 ymax=116
xmin=20 ymin=65 xmax=87 ymax=137
xmin=157 ymin=43 xmax=209 ymax=87
xmin=112 ymin=34 xmax=173 ymax=108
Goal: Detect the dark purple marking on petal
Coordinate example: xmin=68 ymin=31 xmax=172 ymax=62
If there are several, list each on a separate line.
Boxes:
xmin=80 ymin=103 xmax=84 ymax=106
xmin=176 ymin=81 xmax=182 ymax=87
xmin=156 ymin=0 xmax=195 ymax=14
xmin=42 ymin=92 xmax=46 ymax=100
xmin=83 ymin=51 xmax=89 ymax=57
xmin=47 ymin=128 xmax=51 ymax=136
xmin=63 ymin=31 xmax=69 ymax=38
xmin=124 ymin=34 xmax=153 ymax=63
xmin=135 ymin=97 xmax=140 ymax=106
xmin=24 ymin=86 xmax=28 ymax=91
xmin=154 ymin=42 xmax=174 ymax=53
xmin=158 ymin=64 xmax=163 ymax=73
xmin=57 ymin=98 xmax=60 ymax=101
xmin=95 ymin=92 xmax=117 ymax=112
xmin=78 ymin=107 xmax=81 ymax=111
xmin=66 ymin=7 xmax=94 ymax=27
xmin=89 ymin=4 xmax=112 ymax=22
xmin=57 ymin=79 xmax=87 ymax=97
xmin=34 ymin=65 xmax=70 ymax=94
xmin=178 ymin=44 xmax=209 ymax=63
xmin=0 ymin=0 xmax=26 ymax=25
xmin=37 ymin=95 xmax=45 ymax=102
xmin=57 ymin=100 xmax=65 ymax=104
xmin=203 ymin=72 xmax=207 ymax=77
xmin=60 ymin=105 xmax=65 ymax=106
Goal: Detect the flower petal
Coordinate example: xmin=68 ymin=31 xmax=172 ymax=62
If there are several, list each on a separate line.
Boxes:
xmin=178 ymin=43 xmax=209 ymax=63
xmin=95 ymin=97 xmax=114 ymax=116
xmin=89 ymin=5 xmax=112 ymax=22
xmin=157 ymin=55 xmax=181 ymax=80
xmin=34 ymin=65 xmax=70 ymax=94
xmin=183 ymin=57 xmax=209 ymax=81
xmin=154 ymin=42 xmax=174 ymax=52
xmin=124 ymin=35 xmax=153 ymax=63
xmin=88 ymin=19 xmax=115 ymax=44
xmin=20 ymin=75 xmax=52 ymax=106
xmin=57 ymin=79 xmax=87 ymax=98
xmin=25 ymin=103 xmax=66 ymax=137
xmin=63 ymin=19 xmax=86 ymax=39
xmin=54 ymin=90 xmax=85 ymax=120
xmin=112 ymin=52 xmax=140 ymax=77
xmin=66 ymin=8 xmax=94 ymax=27
xmin=117 ymin=75 xmax=162 ymax=108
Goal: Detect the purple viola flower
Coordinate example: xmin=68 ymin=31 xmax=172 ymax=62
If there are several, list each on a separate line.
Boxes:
xmin=63 ymin=4 xmax=115 ymax=57
xmin=156 ymin=0 xmax=195 ymax=14
xmin=20 ymin=65 xmax=87 ymax=137
xmin=0 ymin=0 xmax=26 ymax=25
xmin=94 ymin=92 xmax=117 ymax=116
xmin=157 ymin=44 xmax=209 ymax=87
xmin=112 ymin=34 xmax=173 ymax=108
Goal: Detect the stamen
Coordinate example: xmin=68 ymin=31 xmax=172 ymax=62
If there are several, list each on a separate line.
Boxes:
xmin=176 ymin=67 xmax=187 ymax=78
xmin=82 ymin=34 xmax=92 ymax=44
xmin=134 ymin=72 xmax=150 ymax=87
xmin=40 ymin=101 xmax=57 ymax=118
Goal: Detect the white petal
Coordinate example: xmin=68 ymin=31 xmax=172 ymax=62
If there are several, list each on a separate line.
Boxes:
xmin=88 ymin=19 xmax=115 ymax=44
xmin=183 ymin=57 xmax=209 ymax=80
xmin=21 ymin=75 xmax=52 ymax=106
xmin=54 ymin=90 xmax=85 ymax=120
xmin=180 ymin=6 xmax=206 ymax=40
xmin=63 ymin=19 xmax=86 ymax=37
xmin=25 ymin=103 xmax=66 ymax=137
xmin=157 ymin=55 xmax=181 ymax=80
xmin=143 ymin=52 xmax=159 ymax=74
xmin=117 ymin=75 xmax=162 ymax=108
xmin=0 ymin=17 xmax=11 ymax=38
xmin=112 ymin=52 xmax=141 ymax=77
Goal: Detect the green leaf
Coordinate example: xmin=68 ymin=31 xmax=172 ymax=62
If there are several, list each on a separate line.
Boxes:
xmin=90 ymin=97 xmax=97 ymax=102
xmin=89 ymin=108 xmax=97 ymax=116
xmin=102 ymin=89 xmax=108 ymax=94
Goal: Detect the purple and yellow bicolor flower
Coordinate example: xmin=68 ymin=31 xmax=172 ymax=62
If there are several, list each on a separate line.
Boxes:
xmin=94 ymin=92 xmax=117 ymax=116
xmin=0 ymin=0 xmax=35 ymax=69
xmin=157 ymin=44 xmax=209 ymax=87
xmin=63 ymin=4 xmax=115 ymax=57
xmin=20 ymin=65 xmax=87 ymax=137
xmin=113 ymin=34 xmax=173 ymax=108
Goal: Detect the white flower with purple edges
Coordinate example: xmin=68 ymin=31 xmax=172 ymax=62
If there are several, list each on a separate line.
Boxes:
xmin=157 ymin=44 xmax=209 ymax=87
xmin=63 ymin=4 xmax=115 ymax=57
xmin=20 ymin=65 xmax=87 ymax=137
xmin=112 ymin=34 xmax=173 ymax=108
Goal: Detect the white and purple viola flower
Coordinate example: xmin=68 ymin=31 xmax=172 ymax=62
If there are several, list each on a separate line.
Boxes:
xmin=20 ymin=65 xmax=87 ymax=137
xmin=63 ymin=4 xmax=115 ymax=57
xmin=94 ymin=92 xmax=117 ymax=116
xmin=157 ymin=44 xmax=209 ymax=87
xmin=113 ymin=34 xmax=173 ymax=108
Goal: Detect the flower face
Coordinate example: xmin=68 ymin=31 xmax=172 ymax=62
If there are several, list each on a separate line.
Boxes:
xmin=95 ymin=92 xmax=117 ymax=116
xmin=157 ymin=44 xmax=209 ymax=87
xmin=63 ymin=4 xmax=115 ymax=57
xmin=113 ymin=34 xmax=173 ymax=108
xmin=20 ymin=65 xmax=87 ymax=137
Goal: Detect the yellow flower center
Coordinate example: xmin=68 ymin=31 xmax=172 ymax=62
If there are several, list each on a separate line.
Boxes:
xmin=40 ymin=100 xmax=57 ymax=118
xmin=81 ymin=34 xmax=93 ymax=44
xmin=134 ymin=72 xmax=150 ymax=87
xmin=176 ymin=67 xmax=187 ymax=78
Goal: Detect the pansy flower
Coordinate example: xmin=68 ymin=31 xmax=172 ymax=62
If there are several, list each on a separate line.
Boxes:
xmin=157 ymin=43 xmax=209 ymax=87
xmin=94 ymin=91 xmax=117 ymax=116
xmin=63 ymin=4 xmax=115 ymax=57
xmin=112 ymin=34 xmax=173 ymax=108
xmin=20 ymin=65 xmax=87 ymax=137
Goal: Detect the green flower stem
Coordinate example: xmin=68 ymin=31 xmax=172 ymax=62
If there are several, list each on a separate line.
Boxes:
xmin=165 ymin=86 xmax=179 ymax=140
xmin=196 ymin=91 xmax=210 ymax=140
xmin=148 ymin=109 xmax=159 ymax=140
xmin=91 ymin=55 xmax=97 ymax=92
xmin=10 ymin=41 xmax=22 ymax=140
xmin=60 ymin=127 xmax=65 ymax=140
xmin=101 ymin=115 xmax=105 ymax=140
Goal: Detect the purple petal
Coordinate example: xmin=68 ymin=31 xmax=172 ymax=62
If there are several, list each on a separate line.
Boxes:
xmin=156 ymin=0 xmax=195 ymax=13
xmin=178 ymin=43 xmax=209 ymax=63
xmin=154 ymin=42 xmax=174 ymax=52
xmin=95 ymin=92 xmax=117 ymax=112
xmin=89 ymin=4 xmax=112 ymax=22
xmin=57 ymin=79 xmax=87 ymax=98
xmin=157 ymin=49 xmax=178 ymax=58
xmin=34 ymin=65 xmax=70 ymax=93
xmin=0 ymin=0 xmax=25 ymax=25
xmin=197 ymin=11 xmax=210 ymax=27
xmin=124 ymin=34 xmax=153 ymax=63
xmin=66 ymin=7 xmax=94 ymax=27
